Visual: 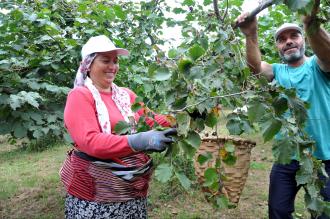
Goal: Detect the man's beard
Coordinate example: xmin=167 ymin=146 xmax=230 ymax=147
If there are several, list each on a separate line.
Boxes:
xmin=279 ymin=44 xmax=305 ymax=64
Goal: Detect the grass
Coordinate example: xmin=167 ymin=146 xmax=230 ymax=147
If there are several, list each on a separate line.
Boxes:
xmin=0 ymin=130 xmax=309 ymax=219
xmin=0 ymin=138 xmax=67 ymax=219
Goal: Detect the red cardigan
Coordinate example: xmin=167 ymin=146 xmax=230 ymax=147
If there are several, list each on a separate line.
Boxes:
xmin=64 ymin=86 xmax=170 ymax=160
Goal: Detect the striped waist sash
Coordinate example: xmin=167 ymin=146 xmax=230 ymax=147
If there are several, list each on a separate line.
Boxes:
xmin=60 ymin=150 xmax=152 ymax=202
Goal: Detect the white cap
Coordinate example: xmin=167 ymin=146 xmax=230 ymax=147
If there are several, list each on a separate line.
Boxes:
xmin=275 ymin=23 xmax=303 ymax=41
xmin=81 ymin=35 xmax=129 ymax=59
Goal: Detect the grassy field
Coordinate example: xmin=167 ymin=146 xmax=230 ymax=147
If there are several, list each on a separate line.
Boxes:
xmin=0 ymin=132 xmax=309 ymax=219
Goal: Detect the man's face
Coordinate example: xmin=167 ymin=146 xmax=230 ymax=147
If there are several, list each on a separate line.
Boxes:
xmin=276 ymin=29 xmax=305 ymax=64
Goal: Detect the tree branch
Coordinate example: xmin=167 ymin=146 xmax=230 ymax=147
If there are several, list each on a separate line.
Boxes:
xmin=170 ymin=90 xmax=253 ymax=113
xmin=221 ymin=0 xmax=229 ymax=22
xmin=213 ymin=0 xmax=221 ymax=22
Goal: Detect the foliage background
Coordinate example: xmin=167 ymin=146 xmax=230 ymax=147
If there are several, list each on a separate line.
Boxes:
xmin=1 ymin=0 xmax=329 ymax=142
xmin=0 ymin=0 xmax=330 ymax=215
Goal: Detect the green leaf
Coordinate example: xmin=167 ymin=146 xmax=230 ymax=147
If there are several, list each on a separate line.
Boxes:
xmin=256 ymin=76 xmax=269 ymax=87
xmin=168 ymin=49 xmax=178 ymax=59
xmin=200 ymin=37 xmax=209 ymax=50
xmin=304 ymin=194 xmax=322 ymax=212
xmin=203 ymin=0 xmax=213 ymax=6
xmin=114 ymin=121 xmax=131 ymax=134
xmin=175 ymin=171 xmax=191 ymax=190
xmin=165 ymin=141 xmax=180 ymax=157
xmin=178 ymin=140 xmax=196 ymax=158
xmin=178 ymin=58 xmax=193 ymax=73
xmin=11 ymin=10 xmax=23 ymax=21
xmin=248 ymin=102 xmax=267 ymax=122
xmin=183 ymin=0 xmax=195 ymax=6
xmin=224 ymin=142 xmax=235 ymax=153
xmin=30 ymin=112 xmax=43 ymax=124
xmin=216 ymin=195 xmax=229 ymax=209
xmin=262 ymin=118 xmax=282 ymax=142
xmin=296 ymin=172 xmax=311 ymax=186
xmin=197 ymin=152 xmax=213 ymax=165
xmin=153 ymin=67 xmax=172 ymax=81
xmin=296 ymin=157 xmax=314 ymax=185
xmin=322 ymin=201 xmax=330 ymax=216
xmin=192 ymin=118 xmax=205 ymax=131
xmin=9 ymin=95 xmax=22 ymax=110
xmin=13 ymin=124 xmax=27 ymax=138
xmin=287 ymin=95 xmax=308 ymax=127
xmin=113 ymin=5 xmax=126 ymax=20
xmin=33 ymin=129 xmax=43 ymax=139
xmin=24 ymin=92 xmax=41 ymax=108
xmin=47 ymin=115 xmax=57 ymax=123
xmin=273 ymin=96 xmax=288 ymax=116
xmin=176 ymin=112 xmax=190 ymax=136
xmin=272 ymin=138 xmax=295 ymax=164
xmin=131 ymin=102 xmax=142 ymax=112
xmin=226 ymin=118 xmax=243 ymax=135
xmin=188 ymin=66 xmax=204 ymax=80
xmin=184 ymin=130 xmax=201 ymax=148
xmin=203 ymin=167 xmax=218 ymax=187
xmin=222 ymin=153 xmax=237 ymax=165
xmin=42 ymin=127 xmax=50 ymax=134
xmin=205 ymin=112 xmax=218 ymax=128
xmin=0 ymin=122 xmax=12 ymax=135
xmin=172 ymin=8 xmax=185 ymax=14
xmin=188 ymin=44 xmax=205 ymax=61
xmin=155 ymin=163 xmax=173 ymax=183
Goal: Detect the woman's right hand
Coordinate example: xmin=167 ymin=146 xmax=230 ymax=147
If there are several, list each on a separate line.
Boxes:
xmin=127 ymin=128 xmax=177 ymax=152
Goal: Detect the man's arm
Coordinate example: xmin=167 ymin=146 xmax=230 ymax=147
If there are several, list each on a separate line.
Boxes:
xmin=303 ymin=1 xmax=330 ymax=73
xmin=236 ymin=13 xmax=274 ymax=81
xmin=305 ymin=25 xmax=330 ymax=73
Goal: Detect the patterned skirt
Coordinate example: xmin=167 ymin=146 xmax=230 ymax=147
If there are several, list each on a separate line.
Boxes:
xmin=65 ymin=194 xmax=147 ymax=219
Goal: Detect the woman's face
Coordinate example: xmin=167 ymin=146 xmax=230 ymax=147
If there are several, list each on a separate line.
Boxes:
xmin=89 ymin=51 xmax=119 ymax=91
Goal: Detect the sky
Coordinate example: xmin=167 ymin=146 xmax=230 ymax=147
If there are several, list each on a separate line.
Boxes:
xmin=242 ymin=0 xmax=260 ymax=12
xmin=160 ymin=0 xmax=261 ymax=50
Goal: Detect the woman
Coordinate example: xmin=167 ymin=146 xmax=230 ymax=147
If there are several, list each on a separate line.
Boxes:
xmin=60 ymin=35 xmax=176 ymax=218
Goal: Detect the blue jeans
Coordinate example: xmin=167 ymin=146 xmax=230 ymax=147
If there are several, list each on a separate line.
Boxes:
xmin=269 ymin=160 xmax=330 ymax=219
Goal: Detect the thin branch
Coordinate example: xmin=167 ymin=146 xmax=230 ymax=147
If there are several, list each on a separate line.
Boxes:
xmin=232 ymin=0 xmax=274 ymax=29
xmin=170 ymin=90 xmax=252 ymax=113
xmin=213 ymin=0 xmax=221 ymax=22
xmin=0 ymin=86 xmax=16 ymax=95
xmin=221 ymin=0 xmax=229 ymax=22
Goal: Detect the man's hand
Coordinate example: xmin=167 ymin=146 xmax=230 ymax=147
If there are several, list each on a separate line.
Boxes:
xmin=301 ymin=0 xmax=320 ymax=30
xmin=236 ymin=12 xmax=258 ymax=37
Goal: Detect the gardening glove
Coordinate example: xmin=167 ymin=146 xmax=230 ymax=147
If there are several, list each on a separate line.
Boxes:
xmin=127 ymin=128 xmax=177 ymax=152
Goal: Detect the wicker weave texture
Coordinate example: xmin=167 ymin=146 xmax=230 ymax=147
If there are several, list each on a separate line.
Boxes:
xmin=194 ymin=136 xmax=256 ymax=204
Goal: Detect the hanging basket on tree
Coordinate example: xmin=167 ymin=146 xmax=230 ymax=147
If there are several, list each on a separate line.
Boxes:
xmin=194 ymin=135 xmax=256 ymax=205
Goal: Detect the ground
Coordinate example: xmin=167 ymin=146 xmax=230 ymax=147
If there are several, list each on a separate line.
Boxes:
xmin=0 ymin=133 xmax=308 ymax=219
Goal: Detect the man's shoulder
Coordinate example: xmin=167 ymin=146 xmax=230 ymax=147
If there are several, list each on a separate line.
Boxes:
xmin=305 ymin=55 xmax=318 ymax=66
xmin=271 ymin=62 xmax=286 ymax=73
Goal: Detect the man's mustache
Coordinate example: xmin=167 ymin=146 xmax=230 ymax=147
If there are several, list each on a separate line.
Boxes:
xmin=283 ymin=45 xmax=298 ymax=52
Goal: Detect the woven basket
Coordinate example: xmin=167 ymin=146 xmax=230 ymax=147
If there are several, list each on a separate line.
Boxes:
xmin=194 ymin=136 xmax=256 ymax=204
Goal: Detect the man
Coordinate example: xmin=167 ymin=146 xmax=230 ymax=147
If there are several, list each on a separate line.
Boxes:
xmin=236 ymin=2 xmax=330 ymax=219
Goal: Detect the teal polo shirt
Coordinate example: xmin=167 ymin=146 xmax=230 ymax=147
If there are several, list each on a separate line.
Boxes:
xmin=273 ymin=55 xmax=330 ymax=160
